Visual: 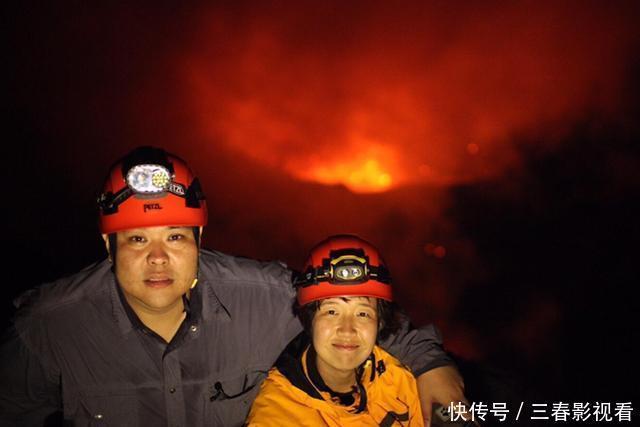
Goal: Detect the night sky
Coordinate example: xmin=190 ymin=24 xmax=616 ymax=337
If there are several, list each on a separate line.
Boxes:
xmin=6 ymin=0 xmax=640 ymax=413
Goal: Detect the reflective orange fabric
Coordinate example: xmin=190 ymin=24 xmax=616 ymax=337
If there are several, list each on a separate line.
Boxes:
xmin=246 ymin=346 xmax=424 ymax=426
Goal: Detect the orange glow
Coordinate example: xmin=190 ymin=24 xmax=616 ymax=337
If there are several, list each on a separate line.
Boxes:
xmin=183 ymin=3 xmax=635 ymax=194
xmin=305 ymin=158 xmax=392 ymax=193
xmin=466 ymin=143 xmax=480 ymax=156
xmin=289 ymin=140 xmax=399 ymax=193
xmin=425 ymin=243 xmax=447 ymax=259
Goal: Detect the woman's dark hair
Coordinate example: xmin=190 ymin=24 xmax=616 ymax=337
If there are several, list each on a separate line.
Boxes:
xmin=295 ymin=297 xmax=405 ymax=342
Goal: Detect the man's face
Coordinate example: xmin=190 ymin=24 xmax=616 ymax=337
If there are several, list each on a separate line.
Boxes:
xmin=110 ymin=226 xmax=199 ymax=314
xmin=312 ymin=297 xmax=378 ymax=374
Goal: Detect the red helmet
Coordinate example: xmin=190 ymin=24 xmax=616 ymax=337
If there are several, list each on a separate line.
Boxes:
xmin=98 ymin=146 xmax=208 ymax=234
xmin=295 ymin=235 xmax=393 ymax=306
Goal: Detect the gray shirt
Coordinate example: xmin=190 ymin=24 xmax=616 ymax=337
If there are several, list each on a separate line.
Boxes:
xmin=0 ymin=249 xmax=450 ymax=426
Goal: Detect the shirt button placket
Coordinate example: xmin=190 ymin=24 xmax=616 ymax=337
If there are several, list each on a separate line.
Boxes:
xmin=163 ymin=352 xmax=186 ymax=427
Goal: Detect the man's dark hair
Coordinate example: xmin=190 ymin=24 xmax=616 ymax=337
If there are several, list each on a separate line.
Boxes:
xmin=295 ymin=297 xmax=404 ymax=342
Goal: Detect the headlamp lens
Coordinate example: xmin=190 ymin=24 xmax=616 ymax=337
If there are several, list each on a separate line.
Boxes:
xmin=333 ymin=261 xmax=365 ymax=282
xmin=126 ymin=164 xmax=171 ymax=194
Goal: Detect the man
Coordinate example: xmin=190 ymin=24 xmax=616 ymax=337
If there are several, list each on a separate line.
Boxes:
xmin=0 ymin=146 xmax=465 ymax=426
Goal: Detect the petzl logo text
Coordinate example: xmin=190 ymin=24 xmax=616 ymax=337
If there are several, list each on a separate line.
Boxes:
xmin=143 ymin=203 xmax=162 ymax=212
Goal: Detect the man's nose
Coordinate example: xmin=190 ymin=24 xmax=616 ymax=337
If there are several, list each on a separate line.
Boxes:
xmin=147 ymin=243 xmax=169 ymax=265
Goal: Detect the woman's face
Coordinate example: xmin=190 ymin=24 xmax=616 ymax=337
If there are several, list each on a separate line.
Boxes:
xmin=312 ymin=297 xmax=378 ymax=375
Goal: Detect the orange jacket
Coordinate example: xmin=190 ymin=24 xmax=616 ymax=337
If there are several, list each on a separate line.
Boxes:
xmin=246 ymin=345 xmax=424 ymax=426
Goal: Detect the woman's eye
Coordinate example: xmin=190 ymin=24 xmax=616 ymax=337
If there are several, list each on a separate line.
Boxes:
xmin=168 ymin=234 xmax=184 ymax=241
xmin=326 ymin=309 xmax=337 ymax=315
xmin=129 ymin=236 xmax=145 ymax=243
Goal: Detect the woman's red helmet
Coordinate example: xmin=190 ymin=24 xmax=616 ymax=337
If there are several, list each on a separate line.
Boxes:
xmin=295 ymin=235 xmax=393 ymax=306
xmin=98 ymin=146 xmax=207 ymax=234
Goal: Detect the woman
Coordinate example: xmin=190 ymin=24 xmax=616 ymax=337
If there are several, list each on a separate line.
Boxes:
xmin=246 ymin=235 xmax=424 ymax=426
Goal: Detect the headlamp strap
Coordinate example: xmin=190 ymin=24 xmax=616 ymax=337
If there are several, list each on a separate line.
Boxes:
xmin=98 ymin=187 xmax=133 ymax=215
xmin=185 ymin=177 xmax=206 ymax=208
xmin=98 ymin=180 xmax=199 ymax=214
xmin=294 ymin=263 xmax=391 ymax=287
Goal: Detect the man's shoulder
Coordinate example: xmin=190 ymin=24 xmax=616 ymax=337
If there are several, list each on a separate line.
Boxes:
xmin=199 ymin=248 xmax=292 ymax=291
xmin=374 ymin=345 xmax=414 ymax=375
xmin=13 ymin=259 xmax=114 ymax=319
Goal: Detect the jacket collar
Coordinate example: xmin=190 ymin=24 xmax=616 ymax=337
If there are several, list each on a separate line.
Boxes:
xmin=274 ymin=333 xmax=379 ymax=412
xmin=304 ymin=345 xmax=369 ymax=413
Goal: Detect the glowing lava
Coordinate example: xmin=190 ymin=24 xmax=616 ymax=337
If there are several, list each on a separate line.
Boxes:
xmin=305 ymin=158 xmax=392 ymax=193
xmin=287 ymin=138 xmax=400 ymax=193
xmin=184 ymin=2 xmax=635 ymax=194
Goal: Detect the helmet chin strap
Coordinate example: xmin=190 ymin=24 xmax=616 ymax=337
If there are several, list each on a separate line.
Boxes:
xmin=192 ymin=226 xmax=201 ymax=246
xmin=108 ymin=233 xmax=118 ymax=266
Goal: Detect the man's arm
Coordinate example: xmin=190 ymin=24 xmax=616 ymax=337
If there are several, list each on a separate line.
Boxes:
xmin=378 ymin=322 xmax=453 ymax=375
xmin=0 ymin=326 xmax=61 ymax=426
xmin=417 ymin=366 xmax=468 ymax=426
xmin=378 ymin=318 xmax=468 ymax=426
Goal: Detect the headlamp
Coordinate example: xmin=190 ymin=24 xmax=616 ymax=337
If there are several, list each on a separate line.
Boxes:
xmin=331 ymin=255 xmax=367 ymax=282
xmin=295 ymin=235 xmax=393 ymax=304
xmin=126 ymin=164 xmax=172 ymax=194
xmin=294 ymin=248 xmax=391 ymax=288
xmin=335 ymin=265 xmax=364 ymax=280
xmin=98 ymin=161 xmax=193 ymax=215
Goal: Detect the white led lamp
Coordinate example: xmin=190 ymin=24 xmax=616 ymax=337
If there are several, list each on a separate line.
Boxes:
xmin=126 ymin=164 xmax=172 ymax=194
xmin=98 ymin=163 xmax=188 ymax=213
xmin=294 ymin=250 xmax=392 ymax=287
xmin=330 ymin=254 xmax=368 ymax=282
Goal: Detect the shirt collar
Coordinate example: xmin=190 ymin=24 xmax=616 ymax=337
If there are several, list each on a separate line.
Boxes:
xmin=198 ymin=277 xmax=232 ymax=322
xmin=110 ymin=274 xmax=206 ymax=336
xmin=110 ymin=273 xmax=133 ymax=336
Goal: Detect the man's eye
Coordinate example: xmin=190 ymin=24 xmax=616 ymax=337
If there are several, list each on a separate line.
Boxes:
xmin=326 ymin=309 xmax=337 ymax=315
xmin=129 ymin=236 xmax=145 ymax=243
xmin=168 ymin=234 xmax=184 ymax=241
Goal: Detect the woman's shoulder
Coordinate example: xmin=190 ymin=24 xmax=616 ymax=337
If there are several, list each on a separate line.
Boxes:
xmin=247 ymin=367 xmax=317 ymax=425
